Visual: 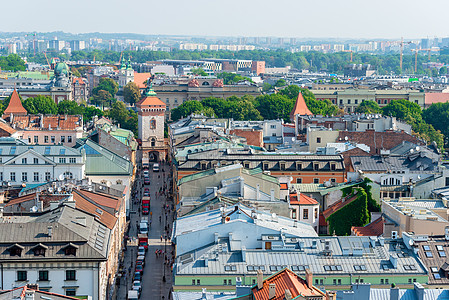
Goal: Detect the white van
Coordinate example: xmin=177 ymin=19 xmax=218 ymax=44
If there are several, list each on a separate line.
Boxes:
xmin=139 ymin=222 xmax=148 ymax=234
xmin=128 ymin=290 xmax=138 ymax=300
xmin=153 ymin=163 xmax=160 ymax=172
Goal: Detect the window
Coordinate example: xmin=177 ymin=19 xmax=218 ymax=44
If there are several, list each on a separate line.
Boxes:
xmin=263 ymin=163 xmax=269 ymax=170
xmin=22 ymin=158 xmax=27 ymax=164
xmin=51 ymin=136 xmax=55 ymax=143
xmin=34 ymin=247 xmax=45 ymax=256
xmin=280 ymin=162 xmax=286 ymax=170
xmin=192 ymin=279 xmax=195 ymax=285
xmin=296 ymin=178 xmax=302 ymax=184
xmin=34 ymin=136 xmax=38 ymax=143
xmin=17 ymin=271 xmax=27 ymax=281
xmin=65 ymin=270 xmax=76 ymax=281
xmin=65 ymin=247 xmax=76 ymax=256
xmin=38 ymin=270 xmax=49 ymax=281
xmin=314 ymin=208 xmax=318 ymax=219
xmin=44 ymin=136 xmax=49 ymax=143
xmin=331 ymin=163 xmax=336 ymax=171
xmin=337 ymin=279 xmax=341 ymax=285
xmin=197 ymin=280 xmax=200 ymax=285
xmin=67 ymin=136 xmax=72 ymax=143
xmin=10 ymin=172 xmax=15 ymax=182
xmin=150 ymin=119 xmax=156 ymax=129
xmin=320 ymin=279 xmax=324 ymax=285
xmin=270 ymin=125 xmax=276 ymax=129
xmin=10 ymin=246 xmax=22 ymax=256
xmin=45 ymin=172 xmax=51 ymax=182
xmin=292 ymin=209 xmax=297 ymax=219
xmin=223 ymin=279 xmax=227 ymax=285
xmin=151 ymin=138 xmax=156 ymax=147
xmin=63 ymin=172 xmax=73 ymax=179
xmin=425 ymin=251 xmax=433 ymax=258
xmin=66 ymin=290 xmax=76 ymax=296
xmin=339 ymin=100 xmax=343 ymax=105
xmin=0 ymin=172 xmax=2 ymax=181
xmin=355 ymin=99 xmax=358 ymax=104
xmin=381 ymin=279 xmax=384 ymax=284
xmin=61 ymin=136 xmax=65 ymax=143
xmin=330 ymin=178 xmax=336 ymax=183
xmin=333 ymin=279 xmax=337 ymax=285
xmin=69 ymin=158 xmax=76 ymax=164
xmin=33 ymin=172 xmax=39 ymax=182
xmin=22 ymin=172 xmax=27 ymax=182
xmin=59 ymin=158 xmax=66 ymax=164
xmin=313 ymin=163 xmax=319 ymax=171
xmin=313 ymin=178 xmax=319 ymax=184
xmin=303 ymin=209 xmax=309 ymax=220
xmin=316 ymin=137 xmax=321 ymax=143
xmin=174 ymin=98 xmax=178 ymax=103
xmin=252 ymin=279 xmax=256 ymax=285
xmin=408 ymin=278 xmax=412 ymax=283
xmin=34 ymin=158 xmax=38 ymax=164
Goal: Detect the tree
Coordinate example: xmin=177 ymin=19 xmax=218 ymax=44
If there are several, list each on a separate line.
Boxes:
xmin=190 ymin=67 xmax=207 ymax=76
xmin=355 ymin=100 xmax=381 ymax=114
xmin=0 ymin=54 xmax=26 ymax=71
xmin=274 ymin=79 xmax=287 ymax=87
xmin=123 ymin=82 xmax=141 ymax=105
xmin=382 ymin=99 xmax=422 ymax=123
xmin=22 ymin=95 xmax=57 ymax=115
xmin=83 ymin=106 xmax=104 ymax=121
xmin=217 ymin=72 xmax=252 ymax=85
xmin=92 ymin=90 xmax=113 ymax=108
xmin=254 ymin=94 xmax=294 ymax=122
xmin=92 ymin=78 xmax=118 ymax=98
xmin=262 ymin=82 xmax=273 ymax=92
xmin=440 ymin=67 xmax=448 ymax=76
xmin=170 ymin=100 xmax=206 ymax=121
xmin=70 ymin=67 xmax=82 ymax=78
xmin=108 ymin=101 xmax=129 ymax=125
xmin=57 ymin=100 xmax=84 ymax=115
xmin=279 ymin=85 xmax=300 ymax=99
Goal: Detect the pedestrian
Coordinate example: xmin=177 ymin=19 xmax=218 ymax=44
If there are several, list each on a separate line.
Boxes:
xmin=159 ymin=216 xmax=162 ymax=223
xmin=160 ymin=235 xmax=163 ymax=242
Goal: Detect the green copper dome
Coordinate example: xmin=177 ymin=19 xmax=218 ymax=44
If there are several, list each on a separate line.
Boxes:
xmin=54 ymin=62 xmax=69 ymax=76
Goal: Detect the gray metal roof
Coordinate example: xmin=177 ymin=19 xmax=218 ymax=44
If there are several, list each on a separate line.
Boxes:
xmin=175 ymin=236 xmax=427 ymax=277
xmin=0 ymin=205 xmax=110 ymax=261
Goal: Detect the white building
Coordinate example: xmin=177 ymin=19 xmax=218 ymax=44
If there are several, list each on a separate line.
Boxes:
xmin=0 ymin=138 xmax=85 ymax=186
xmin=288 ymin=191 xmax=320 ymax=233
xmin=0 ymin=205 xmax=111 ymax=299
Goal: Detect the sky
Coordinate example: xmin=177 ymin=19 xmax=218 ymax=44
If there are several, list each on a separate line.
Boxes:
xmin=3 ymin=0 xmax=448 ymax=40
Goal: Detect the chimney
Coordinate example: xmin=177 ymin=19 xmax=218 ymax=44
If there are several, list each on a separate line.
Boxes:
xmin=390 ymin=286 xmax=400 ymax=300
xmin=268 ymin=283 xmax=276 ymax=299
xmin=285 ymin=289 xmax=292 ymax=300
xmin=257 ymin=269 xmax=263 ymax=289
xmin=305 ymin=269 xmax=313 ymax=289
xmin=47 ymin=226 xmax=52 ymax=237
xmin=413 ymin=282 xmax=424 ymax=300
xmin=25 ymin=290 xmax=35 ymax=300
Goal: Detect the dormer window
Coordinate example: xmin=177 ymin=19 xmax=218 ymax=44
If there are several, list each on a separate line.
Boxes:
xmin=63 ymin=243 xmax=79 ymax=256
xmin=8 ymin=244 xmax=24 ymax=257
xmin=280 ymin=161 xmax=286 ymax=171
xmin=32 ymin=243 xmax=48 ymax=256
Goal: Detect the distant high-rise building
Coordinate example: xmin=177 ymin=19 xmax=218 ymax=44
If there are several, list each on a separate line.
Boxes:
xmin=70 ymin=40 xmax=86 ymax=51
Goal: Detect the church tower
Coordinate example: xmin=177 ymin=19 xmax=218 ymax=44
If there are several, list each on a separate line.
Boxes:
xmin=118 ymin=57 xmax=134 ymax=88
xmin=136 ymin=78 xmax=166 ymax=160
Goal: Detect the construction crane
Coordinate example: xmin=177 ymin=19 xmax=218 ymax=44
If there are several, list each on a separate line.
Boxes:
xmin=411 ymin=48 xmax=440 ymax=73
xmin=341 ymin=50 xmax=353 ymax=62
xmin=43 ymin=51 xmax=51 ymax=69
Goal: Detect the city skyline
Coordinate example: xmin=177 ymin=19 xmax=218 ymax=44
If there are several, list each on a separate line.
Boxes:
xmin=4 ymin=0 xmax=449 ymax=39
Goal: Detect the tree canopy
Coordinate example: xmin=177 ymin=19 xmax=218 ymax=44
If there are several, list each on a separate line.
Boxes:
xmin=123 ymin=82 xmax=141 ymax=105
xmin=0 ymin=54 xmax=26 ymax=72
xmin=354 ymin=100 xmax=381 ymax=114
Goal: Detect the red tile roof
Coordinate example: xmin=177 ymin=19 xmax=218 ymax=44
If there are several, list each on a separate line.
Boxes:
xmin=72 ymin=192 xmax=117 ymax=229
xmin=137 ymin=95 xmax=166 ymax=107
xmin=0 ymin=120 xmax=16 ymax=136
xmin=290 ymin=192 xmax=318 ymax=205
xmin=229 ymin=129 xmax=263 ymax=147
xmin=3 ymin=89 xmax=27 ymax=117
xmin=72 ymin=77 xmax=86 ymax=85
xmin=323 ymin=194 xmax=358 ymax=220
xmin=251 ymin=269 xmax=325 ymax=300
xmin=134 ymin=72 xmax=152 ymax=89
xmin=75 ymin=189 xmax=121 ymax=212
xmin=352 ymin=216 xmax=384 ymax=236
xmin=10 ymin=115 xmax=81 ymax=130
xmin=290 ymin=92 xmax=312 ymax=121
xmin=338 ymin=130 xmax=423 ymax=155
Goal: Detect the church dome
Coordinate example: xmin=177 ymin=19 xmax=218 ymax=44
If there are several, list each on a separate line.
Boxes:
xmin=54 ymin=62 xmax=69 ymax=76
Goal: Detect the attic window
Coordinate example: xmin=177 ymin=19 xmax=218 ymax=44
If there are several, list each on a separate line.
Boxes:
xmin=280 ymin=162 xmax=286 ymax=171
xmin=65 ymin=247 xmax=77 ymax=256
xmin=224 ymin=265 xmax=236 ymax=272
xmin=34 ymin=247 xmax=46 ymax=256
xmin=9 ymin=244 xmax=24 ymax=257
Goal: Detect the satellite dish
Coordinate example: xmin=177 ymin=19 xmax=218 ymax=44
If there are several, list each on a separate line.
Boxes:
xmin=345 ymin=136 xmax=348 ymax=141
xmin=409 ymin=239 xmax=414 ymax=246
xmin=48 ymin=187 xmax=53 ymax=193
xmin=106 ymin=181 xmax=112 ymax=187
xmin=57 ymin=187 xmax=62 ymax=192
xmin=30 ymin=206 xmax=38 ymax=212
xmin=58 ymin=174 xmax=64 ymax=181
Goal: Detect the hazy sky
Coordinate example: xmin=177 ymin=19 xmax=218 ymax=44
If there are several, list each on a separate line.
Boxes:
xmin=3 ymin=0 xmax=448 ymax=39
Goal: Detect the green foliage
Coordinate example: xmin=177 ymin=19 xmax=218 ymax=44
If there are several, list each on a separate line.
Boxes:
xmin=327 ymin=188 xmax=370 ymax=236
xmin=278 ymin=85 xmax=300 ymax=99
xmin=423 ymin=102 xmax=449 ymax=145
xmin=170 ymin=100 xmax=206 ymax=121
xmin=92 ymin=78 xmax=118 ymax=98
xmin=216 ymin=72 xmax=252 ymax=85
xmin=382 ymin=99 xmax=444 ymax=149
xmin=254 ymin=94 xmax=293 ymax=122
xmin=355 ymin=100 xmax=381 ymax=114
xmin=0 ymin=54 xmax=26 ymax=71
xmin=262 ymin=82 xmax=273 ymax=92
xmin=92 ymin=90 xmax=113 ymax=108
xmin=123 ymin=82 xmax=141 ymax=105
xmin=83 ymin=106 xmax=104 ymax=121
xmin=57 ymin=100 xmax=85 ymax=115
xmin=70 ymin=67 xmax=82 ymax=78
xmin=190 ymin=67 xmax=207 ymax=76
xmin=22 ymin=95 xmax=57 ymax=114
xmin=107 ymin=101 xmax=138 ymax=136
xmin=274 ymin=79 xmax=287 ymax=87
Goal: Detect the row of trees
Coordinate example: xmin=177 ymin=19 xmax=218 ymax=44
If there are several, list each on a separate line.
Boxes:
xmin=170 ymin=85 xmax=341 ymax=123
xmin=0 ymin=54 xmax=26 ymax=72
xmin=25 ymin=49 xmax=449 ymax=75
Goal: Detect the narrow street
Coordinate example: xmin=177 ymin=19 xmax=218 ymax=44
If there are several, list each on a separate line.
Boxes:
xmin=117 ymin=156 xmax=174 ymax=300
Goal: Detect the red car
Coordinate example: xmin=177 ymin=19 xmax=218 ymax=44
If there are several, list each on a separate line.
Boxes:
xmin=135 ymin=264 xmax=143 ymax=274
xmin=144 ymin=177 xmax=150 ymax=185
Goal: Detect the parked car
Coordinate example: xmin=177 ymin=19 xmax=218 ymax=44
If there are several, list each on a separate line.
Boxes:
xmin=137 ymin=255 xmax=145 ymax=265
xmin=143 ymin=190 xmax=150 ymax=197
xmin=132 ymin=280 xmax=142 ymax=293
xmin=142 ymin=207 xmax=149 ymax=215
xmin=153 ymin=163 xmax=160 ymax=172
xmin=138 ymin=246 xmax=145 ymax=256
xmin=144 ymin=177 xmax=150 ymax=185
xmin=143 ymin=170 xmax=149 ymax=177
xmin=133 ymin=272 xmax=141 ymax=281
xmin=135 ymin=264 xmax=143 ymax=274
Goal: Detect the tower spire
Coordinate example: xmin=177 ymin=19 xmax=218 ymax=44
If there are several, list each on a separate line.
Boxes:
xmin=145 ymin=75 xmax=156 ymax=96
